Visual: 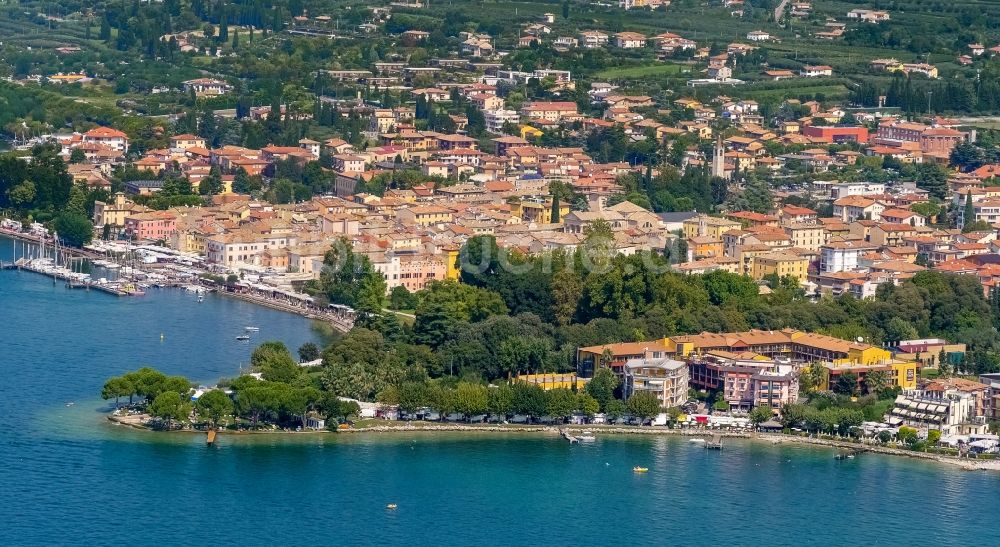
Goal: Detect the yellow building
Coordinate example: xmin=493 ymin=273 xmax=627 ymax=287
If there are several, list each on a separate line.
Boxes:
xmin=516 ymin=373 xmax=589 ymax=390
xmin=509 ymin=198 xmax=571 ymax=224
xmin=683 ymin=214 xmax=742 ymax=239
xmin=783 ymin=223 xmax=828 ymax=251
xmin=689 ymin=236 xmax=724 ymax=260
xmin=520 ymin=125 xmax=544 ymax=139
xmin=819 ymin=361 xmax=918 ymax=391
xmin=395 ymin=205 xmax=454 ymax=227
xmin=750 ymin=251 xmax=809 ymax=283
xmin=443 ymin=247 xmax=461 ymax=281
xmin=663 ymin=328 xmax=893 ymax=367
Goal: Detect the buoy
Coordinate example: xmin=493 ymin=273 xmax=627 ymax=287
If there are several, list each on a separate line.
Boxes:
xmin=160 ymin=333 xmax=165 ymax=341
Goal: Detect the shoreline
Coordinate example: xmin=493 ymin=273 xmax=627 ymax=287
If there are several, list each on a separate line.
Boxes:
xmin=2 ymin=233 xmax=352 ymax=330
xmin=214 ymin=289 xmax=352 ymax=332
xmin=106 ymin=414 xmax=1000 ymax=471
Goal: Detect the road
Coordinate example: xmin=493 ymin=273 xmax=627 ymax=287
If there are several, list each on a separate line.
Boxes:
xmin=774 ymin=0 xmax=789 ymax=22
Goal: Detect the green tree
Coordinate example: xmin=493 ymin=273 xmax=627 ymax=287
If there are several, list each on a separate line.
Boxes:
xmin=298 ymin=342 xmax=320 ymax=362
xmin=897 ymin=426 xmax=919 ymax=444
xmin=149 ymin=391 xmax=190 ymax=428
xmin=53 ymin=213 xmax=94 ymax=247
xmin=429 ymin=384 xmax=456 ymax=420
xmin=396 ymin=382 xmax=431 ymax=414
xmin=252 ymin=341 xmax=301 ymax=383
xmin=584 ymin=367 xmax=620 ymax=411
xmin=577 ymin=393 xmax=600 ymax=417
xmin=413 ymin=281 xmax=507 ymax=347
xmin=779 ymin=403 xmax=806 ymax=429
xmin=963 ymin=192 xmax=975 ymax=231
xmin=864 ymin=370 xmax=889 ymax=397
xmin=512 ymin=382 xmax=548 ymax=422
xmin=626 ymin=392 xmax=663 ymax=425
xmin=488 ymin=384 xmax=515 ymax=421
xmin=926 ymin=429 xmax=941 ymax=446
xmin=195 ymin=390 xmax=234 ymax=427
xmin=101 ymin=376 xmax=134 ymax=408
xmin=915 ymin=163 xmax=949 ymax=200
xmin=546 ymin=388 xmax=578 ymax=422
xmin=321 ymin=395 xmax=361 ymax=423
xmin=833 ymin=372 xmax=859 ymax=396
xmin=282 ymin=387 xmax=323 ymax=429
xmin=453 ymin=382 xmax=488 ymax=420
xmin=389 ymin=285 xmax=417 ymax=311
xmin=605 ymin=398 xmax=626 ymax=422
xmin=749 ymin=404 xmax=774 ymax=426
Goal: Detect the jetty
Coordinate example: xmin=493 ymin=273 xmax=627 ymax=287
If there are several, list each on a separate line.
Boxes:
xmin=561 ymin=429 xmax=579 ymax=444
xmin=706 ymin=434 xmax=724 ymax=450
xmin=12 ymin=258 xmax=133 ymax=296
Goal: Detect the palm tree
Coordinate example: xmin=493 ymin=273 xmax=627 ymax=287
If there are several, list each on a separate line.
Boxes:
xmin=865 ymin=370 xmax=889 ymax=397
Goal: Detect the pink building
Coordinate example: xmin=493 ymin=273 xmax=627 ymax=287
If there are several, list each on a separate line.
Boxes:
xmin=396 ymin=253 xmax=448 ymax=292
xmin=125 ymin=211 xmax=177 ymax=241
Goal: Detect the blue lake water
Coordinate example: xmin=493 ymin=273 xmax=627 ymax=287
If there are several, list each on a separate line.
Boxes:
xmin=1 ymin=236 xmax=998 ymax=545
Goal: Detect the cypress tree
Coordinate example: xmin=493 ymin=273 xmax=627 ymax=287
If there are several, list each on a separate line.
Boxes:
xmin=551 ymin=195 xmax=560 ymax=223
xmin=963 ymin=191 xmax=974 ymax=229
xmin=99 ymin=17 xmax=111 ymax=42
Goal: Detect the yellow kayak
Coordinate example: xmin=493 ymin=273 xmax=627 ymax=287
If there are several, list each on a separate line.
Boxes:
xmin=633 ymin=466 xmax=648 ymax=473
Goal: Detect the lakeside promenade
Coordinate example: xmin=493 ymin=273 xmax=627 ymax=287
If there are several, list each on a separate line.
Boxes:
xmin=106 ymin=412 xmax=1000 ymax=472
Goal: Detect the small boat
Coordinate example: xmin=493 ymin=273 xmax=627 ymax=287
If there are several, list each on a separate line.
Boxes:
xmin=632 ymin=466 xmax=648 ymax=473
xmin=688 ymin=438 xmax=706 ymax=444
xmin=244 ymin=326 xmax=259 ymax=332
xmin=386 ymin=504 xmax=398 ymax=510
xmin=578 ymin=431 xmax=596 ymax=442
xmin=236 ymin=335 xmax=251 ymax=341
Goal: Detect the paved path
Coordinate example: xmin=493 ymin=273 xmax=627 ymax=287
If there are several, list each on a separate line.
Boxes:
xmin=774 ymin=0 xmax=789 ymax=22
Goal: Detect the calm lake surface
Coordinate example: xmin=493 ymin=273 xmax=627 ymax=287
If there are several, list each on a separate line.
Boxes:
xmin=2 ymin=236 xmax=998 ymax=545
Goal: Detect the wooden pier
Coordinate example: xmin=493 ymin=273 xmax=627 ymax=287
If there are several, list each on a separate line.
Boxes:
xmin=705 ymin=434 xmax=724 ymax=450
xmin=12 ymin=259 xmax=130 ymax=296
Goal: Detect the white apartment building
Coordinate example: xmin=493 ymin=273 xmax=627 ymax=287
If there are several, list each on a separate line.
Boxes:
xmin=624 ymin=357 xmax=689 ymax=408
xmin=484 ymin=109 xmax=521 ymax=134
xmin=819 ymin=240 xmax=877 ymax=273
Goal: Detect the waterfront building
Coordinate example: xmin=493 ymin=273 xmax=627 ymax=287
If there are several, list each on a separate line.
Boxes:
xmin=686 ymin=353 xmax=799 ymax=411
xmin=888 ymin=387 xmax=987 ymax=436
xmin=624 ymin=357 xmax=689 ymax=408
xmin=576 ymin=342 xmax=671 ymax=378
xmin=125 ymin=211 xmax=177 ymax=242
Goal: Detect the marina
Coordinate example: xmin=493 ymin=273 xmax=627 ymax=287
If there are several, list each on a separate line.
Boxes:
xmin=1 ymin=228 xmax=356 ymax=331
